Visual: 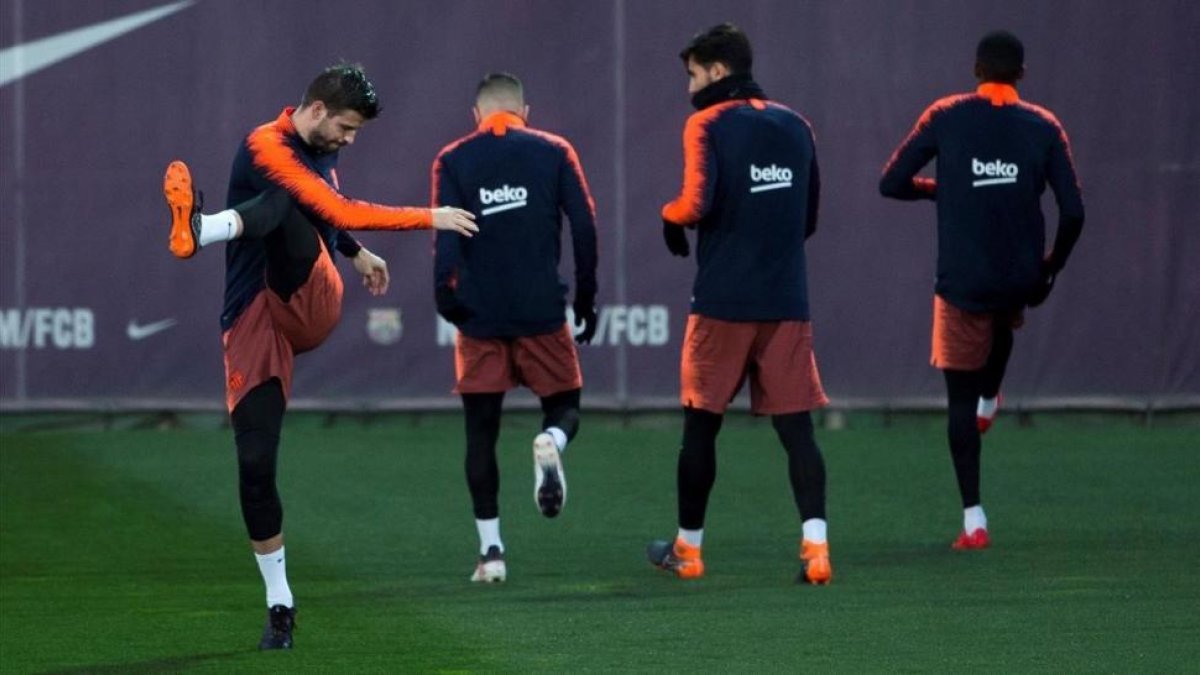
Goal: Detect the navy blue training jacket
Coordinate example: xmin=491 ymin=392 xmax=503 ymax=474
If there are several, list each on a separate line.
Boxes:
xmin=880 ymin=83 xmax=1085 ymax=312
xmin=662 ymin=97 xmax=820 ymax=322
xmin=432 ymin=111 xmax=598 ymax=339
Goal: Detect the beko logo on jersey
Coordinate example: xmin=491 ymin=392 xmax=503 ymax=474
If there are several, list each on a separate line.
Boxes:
xmin=972 ymin=158 xmax=1019 ymax=187
xmin=479 ymin=185 xmax=528 ymax=216
xmin=749 ymin=164 xmax=793 ymax=193
xmin=0 ymin=308 xmax=95 ymax=349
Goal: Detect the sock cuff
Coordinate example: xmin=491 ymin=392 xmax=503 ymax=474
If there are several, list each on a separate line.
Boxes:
xmin=254 ymin=546 xmax=285 ymax=563
xmin=544 ymin=426 xmax=568 ymax=452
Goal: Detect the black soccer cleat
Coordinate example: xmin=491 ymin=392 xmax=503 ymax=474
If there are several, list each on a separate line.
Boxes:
xmin=258 ymin=604 xmax=295 ymax=650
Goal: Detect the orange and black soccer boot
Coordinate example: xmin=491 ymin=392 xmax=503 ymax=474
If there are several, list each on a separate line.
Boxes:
xmin=797 ymin=539 xmax=832 ymax=585
xmin=952 ymin=528 xmax=990 ymax=550
xmin=163 ymin=160 xmax=203 ymax=259
xmin=646 ymin=537 xmax=705 ymax=579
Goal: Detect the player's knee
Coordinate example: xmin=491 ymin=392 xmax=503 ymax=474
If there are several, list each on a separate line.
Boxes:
xmin=682 ymin=407 xmax=722 ymax=453
xmin=236 ymin=434 xmax=278 ymax=488
xmin=241 ymin=500 xmax=282 ymax=541
xmin=771 ymin=411 xmax=814 ymax=439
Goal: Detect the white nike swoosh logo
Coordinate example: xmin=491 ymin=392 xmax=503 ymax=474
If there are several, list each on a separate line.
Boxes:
xmin=0 ymin=1 xmax=193 ymax=88
xmin=127 ymin=318 xmax=178 ymax=341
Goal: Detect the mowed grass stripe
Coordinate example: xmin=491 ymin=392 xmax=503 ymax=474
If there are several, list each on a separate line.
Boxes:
xmin=0 ymin=429 xmax=508 ymax=672
xmin=2 ymin=413 xmax=1198 ymax=672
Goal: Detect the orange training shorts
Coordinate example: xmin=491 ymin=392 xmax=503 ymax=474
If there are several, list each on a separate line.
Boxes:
xmin=454 ymin=323 xmax=582 ymax=397
xmin=680 ymin=313 xmax=829 ymax=415
xmin=222 ymin=243 xmax=343 ymax=412
xmin=931 ymin=294 xmax=1023 ymax=371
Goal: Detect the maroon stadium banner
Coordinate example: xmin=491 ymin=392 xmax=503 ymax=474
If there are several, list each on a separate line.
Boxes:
xmin=1 ymin=0 xmax=1197 ymax=410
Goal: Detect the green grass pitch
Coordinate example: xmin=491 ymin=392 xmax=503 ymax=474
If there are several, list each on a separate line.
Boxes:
xmin=2 ymin=412 xmax=1198 ymax=672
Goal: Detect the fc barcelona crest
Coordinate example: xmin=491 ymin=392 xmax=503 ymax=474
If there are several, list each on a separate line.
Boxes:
xmin=367 ymin=308 xmax=403 ymax=345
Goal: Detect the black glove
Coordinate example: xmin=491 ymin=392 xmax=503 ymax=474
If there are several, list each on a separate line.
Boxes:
xmin=435 ymin=286 xmax=473 ymax=326
xmin=1026 ymin=260 xmax=1057 ymax=308
xmin=662 ymin=220 xmax=690 ymax=257
xmin=573 ymin=293 xmax=597 ymax=345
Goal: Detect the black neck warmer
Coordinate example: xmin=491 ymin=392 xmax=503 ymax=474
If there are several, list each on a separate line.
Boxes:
xmin=690 ymin=73 xmax=767 ymax=110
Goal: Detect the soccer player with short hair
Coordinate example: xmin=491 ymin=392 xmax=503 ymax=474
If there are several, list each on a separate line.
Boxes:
xmin=879 ymin=31 xmax=1085 ymax=549
xmin=646 ymin=24 xmax=833 ymax=585
xmin=162 ymin=63 xmax=477 ymax=649
xmin=431 ymin=73 xmax=598 ymax=583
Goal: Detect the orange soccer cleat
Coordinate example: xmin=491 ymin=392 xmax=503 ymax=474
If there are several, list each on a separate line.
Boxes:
xmin=798 ymin=540 xmax=833 ymax=585
xmin=647 ymin=537 xmax=705 ymax=579
xmin=163 ymin=160 xmax=203 ymax=259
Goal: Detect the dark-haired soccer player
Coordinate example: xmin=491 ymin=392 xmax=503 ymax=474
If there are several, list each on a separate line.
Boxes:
xmin=432 ymin=73 xmax=598 ymax=583
xmin=880 ymin=31 xmax=1084 ymax=550
xmin=646 ymin=24 xmax=832 ymax=584
xmin=162 ymin=63 xmax=477 ymax=648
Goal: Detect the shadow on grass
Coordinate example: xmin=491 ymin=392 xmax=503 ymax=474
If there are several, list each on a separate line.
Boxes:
xmin=38 ymin=649 xmax=251 ymax=674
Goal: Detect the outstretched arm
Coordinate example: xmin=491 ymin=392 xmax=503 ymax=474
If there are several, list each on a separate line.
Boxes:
xmin=248 ymin=123 xmax=477 ymax=235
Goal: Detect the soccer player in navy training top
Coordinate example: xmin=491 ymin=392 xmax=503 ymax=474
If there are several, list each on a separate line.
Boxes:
xmin=880 ymin=31 xmax=1084 ymax=550
xmin=646 ymin=24 xmax=833 ymax=585
xmin=432 ymin=73 xmax=598 ymax=583
xmin=161 ymin=64 xmax=477 ymax=649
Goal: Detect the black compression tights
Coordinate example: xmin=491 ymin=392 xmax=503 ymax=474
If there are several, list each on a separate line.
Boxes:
xmin=979 ymin=323 xmax=1014 ymax=399
xmin=944 ymin=369 xmax=983 ymax=508
xmin=230 ymin=379 xmax=286 ymax=542
xmin=233 ymin=188 xmax=322 ymax=302
xmin=675 ymin=408 xmax=827 ymax=530
xmin=540 ymin=388 xmax=581 ymax=441
xmin=461 ymin=388 xmax=583 ymax=520
xmin=462 ymin=393 xmax=505 ymax=520
xmin=771 ymin=412 xmax=827 ymax=521
xmin=677 ymin=407 xmax=723 ymax=530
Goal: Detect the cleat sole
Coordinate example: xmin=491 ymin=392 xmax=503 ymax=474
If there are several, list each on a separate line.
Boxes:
xmin=164 ymin=160 xmax=197 ymax=259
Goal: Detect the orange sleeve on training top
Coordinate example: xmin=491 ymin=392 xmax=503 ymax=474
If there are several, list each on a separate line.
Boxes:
xmin=661 ymin=102 xmax=734 ymax=226
xmin=247 ymin=123 xmax=432 ymax=231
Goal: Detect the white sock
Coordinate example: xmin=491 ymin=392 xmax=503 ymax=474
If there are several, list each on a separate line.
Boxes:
xmin=977 ymin=396 xmax=999 ymax=418
xmin=254 ymin=546 xmax=293 ymax=608
xmin=198 ymin=210 xmax=240 ymax=247
xmin=544 ymin=426 xmax=568 ymax=452
xmin=476 ymin=518 xmax=503 ymax=555
xmin=964 ymin=505 xmax=988 ymax=533
xmin=677 ymin=528 xmax=703 ymax=548
xmin=802 ymin=518 xmax=828 ymax=544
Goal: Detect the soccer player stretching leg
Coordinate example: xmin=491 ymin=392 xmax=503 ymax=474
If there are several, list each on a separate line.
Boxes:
xmin=880 ymin=32 xmax=1084 ymax=549
xmin=162 ymin=64 xmax=476 ymax=649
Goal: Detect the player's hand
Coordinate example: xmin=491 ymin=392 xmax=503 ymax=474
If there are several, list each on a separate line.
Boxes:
xmin=573 ymin=293 xmax=597 ymax=345
xmin=432 ymin=207 xmax=479 ymax=237
xmin=435 ymin=285 xmax=473 ymax=326
xmin=662 ymin=220 xmax=690 ymax=257
xmin=353 ymin=248 xmax=389 ymax=296
xmin=1026 ymin=259 xmax=1056 ymax=308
